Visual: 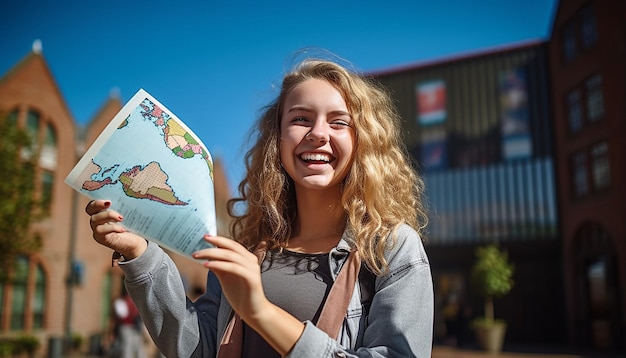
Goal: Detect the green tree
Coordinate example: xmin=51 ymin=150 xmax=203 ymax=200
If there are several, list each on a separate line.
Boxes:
xmin=0 ymin=113 xmax=41 ymax=282
xmin=470 ymin=244 xmax=514 ymax=324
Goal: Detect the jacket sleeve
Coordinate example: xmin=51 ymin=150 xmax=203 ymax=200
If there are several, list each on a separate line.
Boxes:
xmin=286 ymin=224 xmax=434 ymax=358
xmin=119 ymin=241 xmax=221 ymax=358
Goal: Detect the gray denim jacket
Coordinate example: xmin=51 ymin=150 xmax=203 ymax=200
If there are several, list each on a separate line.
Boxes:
xmin=120 ymin=223 xmax=433 ymax=357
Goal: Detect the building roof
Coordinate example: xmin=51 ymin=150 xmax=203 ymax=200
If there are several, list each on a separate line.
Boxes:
xmin=367 ymin=39 xmax=548 ymax=77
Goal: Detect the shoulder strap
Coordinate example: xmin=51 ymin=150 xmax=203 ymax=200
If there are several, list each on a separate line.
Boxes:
xmin=315 ymin=250 xmax=361 ymax=338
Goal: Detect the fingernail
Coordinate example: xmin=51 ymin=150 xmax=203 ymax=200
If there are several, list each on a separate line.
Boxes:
xmin=104 ymin=201 xmax=111 ymax=207
xmin=118 ymin=215 xmax=123 ymax=221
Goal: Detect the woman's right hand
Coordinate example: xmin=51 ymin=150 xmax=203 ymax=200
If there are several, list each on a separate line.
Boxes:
xmin=85 ymin=199 xmax=147 ymax=260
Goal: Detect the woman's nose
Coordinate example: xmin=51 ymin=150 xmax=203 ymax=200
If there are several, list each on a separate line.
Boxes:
xmin=306 ymin=120 xmax=329 ymax=143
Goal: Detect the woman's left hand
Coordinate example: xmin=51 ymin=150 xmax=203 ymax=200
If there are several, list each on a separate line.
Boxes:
xmin=193 ymin=236 xmax=269 ymax=322
xmin=195 ymin=236 xmax=305 ymax=355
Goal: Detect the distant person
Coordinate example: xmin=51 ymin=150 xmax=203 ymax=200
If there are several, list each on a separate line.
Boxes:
xmin=113 ymin=289 xmax=147 ymax=358
xmin=86 ymin=56 xmax=434 ymax=357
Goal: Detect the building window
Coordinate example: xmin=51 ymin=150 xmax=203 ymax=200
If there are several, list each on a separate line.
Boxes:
xmin=1 ymin=257 xmax=47 ymax=331
xmin=9 ymin=257 xmax=28 ymax=330
xmin=25 ymin=110 xmax=40 ymax=146
xmin=33 ymin=265 xmax=45 ymax=329
xmin=40 ymin=123 xmax=58 ymax=171
xmin=41 ymin=171 xmax=54 ymax=214
xmin=591 ymin=142 xmax=610 ymax=190
xmin=562 ymin=21 xmax=578 ymax=63
xmin=572 ymin=151 xmax=589 ymax=197
xmin=560 ymin=2 xmax=598 ymax=63
xmin=7 ymin=108 xmax=58 ymax=215
xmin=580 ymin=3 xmax=598 ymax=49
xmin=567 ymin=90 xmax=583 ymax=133
xmin=571 ymin=141 xmax=611 ymax=199
xmin=43 ymin=122 xmax=56 ymax=147
xmin=565 ymin=73 xmax=605 ymax=134
xmin=586 ymin=74 xmax=604 ymax=122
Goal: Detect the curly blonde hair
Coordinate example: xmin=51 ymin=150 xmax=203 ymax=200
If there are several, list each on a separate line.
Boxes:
xmin=228 ymin=59 xmax=428 ymax=274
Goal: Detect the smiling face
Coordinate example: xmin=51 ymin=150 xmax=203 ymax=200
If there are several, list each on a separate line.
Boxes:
xmin=279 ymin=78 xmax=355 ymax=193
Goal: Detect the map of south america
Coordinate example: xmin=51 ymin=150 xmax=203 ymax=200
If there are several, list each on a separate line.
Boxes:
xmin=81 ymin=160 xmax=187 ymax=206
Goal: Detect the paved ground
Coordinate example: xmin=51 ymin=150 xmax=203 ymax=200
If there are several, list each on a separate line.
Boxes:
xmin=432 ymin=345 xmax=623 ymax=358
xmin=433 ymin=346 xmax=578 ymax=358
xmin=65 ymin=344 xmax=624 ymax=358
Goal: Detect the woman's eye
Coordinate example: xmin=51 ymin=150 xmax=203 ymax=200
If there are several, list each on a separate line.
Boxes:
xmin=291 ymin=116 xmax=308 ymax=123
xmin=331 ymin=120 xmax=351 ymax=127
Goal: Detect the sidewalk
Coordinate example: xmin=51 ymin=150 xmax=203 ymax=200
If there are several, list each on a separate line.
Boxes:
xmin=433 ymin=346 xmax=581 ymax=358
xmin=432 ymin=345 xmax=622 ymax=358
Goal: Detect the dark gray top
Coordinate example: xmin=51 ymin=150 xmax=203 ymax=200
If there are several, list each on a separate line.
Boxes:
xmin=242 ymin=249 xmax=333 ymax=357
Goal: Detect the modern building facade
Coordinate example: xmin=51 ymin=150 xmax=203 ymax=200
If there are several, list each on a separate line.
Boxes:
xmin=0 ymin=46 xmax=233 ymax=356
xmin=372 ymin=40 xmax=565 ymax=346
xmin=548 ymin=0 xmax=625 ymax=351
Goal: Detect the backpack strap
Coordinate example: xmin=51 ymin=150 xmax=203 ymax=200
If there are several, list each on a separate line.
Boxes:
xmin=217 ymin=247 xmax=361 ymax=357
xmin=315 ymin=250 xmax=361 ymax=338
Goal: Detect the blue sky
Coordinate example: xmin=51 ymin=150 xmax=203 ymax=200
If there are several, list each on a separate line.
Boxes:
xmin=1 ymin=0 xmax=557 ymax=192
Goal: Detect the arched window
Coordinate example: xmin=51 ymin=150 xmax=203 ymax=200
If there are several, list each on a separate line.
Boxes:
xmin=573 ymin=222 xmax=620 ymax=350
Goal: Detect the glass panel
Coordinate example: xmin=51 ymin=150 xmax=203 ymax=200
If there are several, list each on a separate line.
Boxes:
xmin=33 ymin=264 xmax=46 ymax=329
xmin=40 ymin=123 xmax=58 ymax=170
xmin=41 ymin=171 xmax=54 ymax=214
xmin=581 ymin=3 xmax=598 ymax=49
xmin=586 ymin=74 xmax=604 ymax=122
xmin=587 ymin=259 xmax=607 ymax=317
xmin=562 ymin=21 xmax=577 ymax=63
xmin=567 ymin=90 xmax=583 ymax=133
xmin=591 ymin=142 xmax=610 ymax=190
xmin=25 ymin=111 xmax=40 ymax=144
xmin=572 ymin=151 xmax=589 ymax=197
xmin=544 ymin=159 xmax=557 ymax=235
xmin=44 ymin=123 xmax=56 ymax=147
xmin=10 ymin=257 xmax=28 ymax=330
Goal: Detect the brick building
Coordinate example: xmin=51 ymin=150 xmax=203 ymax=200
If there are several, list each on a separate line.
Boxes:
xmin=548 ymin=0 xmax=626 ymax=351
xmin=0 ymin=45 xmax=233 ymax=356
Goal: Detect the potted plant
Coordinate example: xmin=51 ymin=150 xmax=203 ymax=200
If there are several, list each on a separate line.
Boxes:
xmin=470 ymin=244 xmax=514 ymax=353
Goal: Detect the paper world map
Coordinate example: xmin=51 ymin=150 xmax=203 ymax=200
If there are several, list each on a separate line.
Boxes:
xmin=65 ymin=89 xmax=217 ymax=259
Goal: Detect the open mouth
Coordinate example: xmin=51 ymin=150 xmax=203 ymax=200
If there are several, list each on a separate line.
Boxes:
xmin=300 ymin=153 xmax=332 ymax=163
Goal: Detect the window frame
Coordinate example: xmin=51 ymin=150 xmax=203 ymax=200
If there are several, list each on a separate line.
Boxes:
xmin=564 ymin=72 xmax=605 ymax=134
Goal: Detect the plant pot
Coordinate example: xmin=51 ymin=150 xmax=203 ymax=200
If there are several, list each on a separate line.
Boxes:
xmin=474 ymin=322 xmax=506 ymax=353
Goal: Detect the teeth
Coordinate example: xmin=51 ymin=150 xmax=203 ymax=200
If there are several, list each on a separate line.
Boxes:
xmin=301 ymin=153 xmax=331 ymax=162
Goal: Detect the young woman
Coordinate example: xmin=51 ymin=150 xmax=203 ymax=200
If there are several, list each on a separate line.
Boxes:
xmin=86 ymin=59 xmax=433 ymax=357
